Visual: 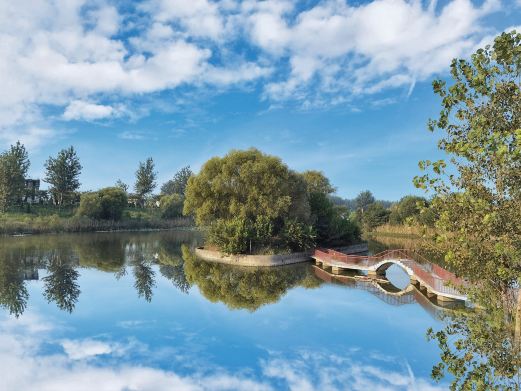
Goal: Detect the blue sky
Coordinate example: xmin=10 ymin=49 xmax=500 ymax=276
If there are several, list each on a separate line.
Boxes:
xmin=0 ymin=0 xmax=520 ymax=200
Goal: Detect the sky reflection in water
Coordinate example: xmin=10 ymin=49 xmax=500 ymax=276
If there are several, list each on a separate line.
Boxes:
xmin=0 ymin=231 xmax=449 ymax=390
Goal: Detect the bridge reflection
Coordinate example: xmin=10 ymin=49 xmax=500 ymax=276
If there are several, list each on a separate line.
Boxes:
xmin=312 ymin=265 xmax=466 ymax=318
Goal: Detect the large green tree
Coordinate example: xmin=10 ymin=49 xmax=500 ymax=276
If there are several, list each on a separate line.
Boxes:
xmin=184 ymin=149 xmax=312 ymax=253
xmin=0 ymin=141 xmax=30 ymax=211
xmin=161 ymin=166 xmax=193 ymax=196
xmin=414 ymin=31 xmax=521 ymax=388
xmin=361 ymin=202 xmax=390 ymax=231
xmin=185 ymin=149 xmax=310 ymax=225
xmin=134 ymin=157 xmax=157 ymax=206
xmin=301 ymin=170 xmax=336 ymax=195
xmin=44 ymin=146 xmax=82 ymax=206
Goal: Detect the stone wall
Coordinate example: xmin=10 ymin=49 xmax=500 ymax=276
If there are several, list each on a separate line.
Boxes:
xmin=194 ymin=243 xmax=369 ymax=267
xmin=194 ymin=248 xmax=312 ymax=267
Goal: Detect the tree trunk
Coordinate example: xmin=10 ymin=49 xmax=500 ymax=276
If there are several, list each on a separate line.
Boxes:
xmin=514 ymin=289 xmax=521 ymax=350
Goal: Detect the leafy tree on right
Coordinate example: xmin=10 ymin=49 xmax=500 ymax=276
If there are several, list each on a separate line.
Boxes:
xmin=414 ymin=31 xmax=521 ymax=389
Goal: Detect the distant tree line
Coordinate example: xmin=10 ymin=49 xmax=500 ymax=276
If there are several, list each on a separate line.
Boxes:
xmin=329 ymin=190 xmax=434 ymax=232
xmin=0 ymin=142 xmax=193 ymax=222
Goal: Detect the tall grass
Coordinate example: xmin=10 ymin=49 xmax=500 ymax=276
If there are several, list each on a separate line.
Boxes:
xmin=370 ymin=224 xmax=435 ymax=238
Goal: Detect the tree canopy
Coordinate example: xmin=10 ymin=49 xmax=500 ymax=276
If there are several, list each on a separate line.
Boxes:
xmin=184 ymin=149 xmax=316 ymax=253
xmin=301 ymin=170 xmax=336 ymax=195
xmin=185 ymin=149 xmax=360 ymax=253
xmin=0 ymin=141 xmax=30 ymax=211
xmin=302 ymin=170 xmax=359 ymax=245
xmin=361 ymin=202 xmax=390 ymax=230
xmin=134 ymin=157 xmax=157 ymax=204
xmin=389 ymin=195 xmax=429 ymax=225
xmin=185 ymin=149 xmax=310 ymax=225
xmin=161 ymin=166 xmax=193 ymax=196
xmin=355 ymin=190 xmax=375 ymax=212
xmin=44 ymin=146 xmax=82 ymax=206
xmin=77 ymin=187 xmax=128 ymax=221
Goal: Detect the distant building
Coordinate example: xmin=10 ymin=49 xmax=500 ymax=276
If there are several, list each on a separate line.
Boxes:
xmin=24 ymin=179 xmax=41 ymax=204
xmin=127 ymin=193 xmax=141 ymax=207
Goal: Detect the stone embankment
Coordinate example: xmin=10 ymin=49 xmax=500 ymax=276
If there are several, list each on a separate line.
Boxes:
xmin=195 ymin=243 xmax=369 ymax=267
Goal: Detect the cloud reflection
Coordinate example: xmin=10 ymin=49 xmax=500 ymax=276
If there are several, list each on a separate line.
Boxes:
xmin=0 ymin=312 xmax=447 ymax=391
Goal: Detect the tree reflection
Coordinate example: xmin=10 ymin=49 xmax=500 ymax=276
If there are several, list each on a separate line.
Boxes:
xmin=156 ymin=241 xmax=191 ymax=293
xmin=42 ymin=251 xmax=81 ymax=313
xmin=181 ymin=245 xmax=321 ymax=311
xmin=0 ymin=253 xmax=29 ymax=317
xmin=0 ymin=232 xmax=204 ymax=316
xmin=428 ymin=285 xmax=520 ymax=389
xmin=126 ymin=247 xmax=156 ymax=302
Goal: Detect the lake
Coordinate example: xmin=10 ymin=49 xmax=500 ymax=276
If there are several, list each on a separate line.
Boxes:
xmin=0 ymin=230 xmax=453 ymax=390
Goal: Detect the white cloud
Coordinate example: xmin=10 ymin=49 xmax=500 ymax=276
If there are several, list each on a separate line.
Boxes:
xmin=0 ymin=0 xmax=512 ymax=147
xmin=244 ymin=0 xmax=502 ymax=104
xmin=146 ymin=0 xmax=226 ymax=40
xmin=118 ymin=130 xmax=147 ymax=140
xmin=60 ymin=339 xmax=121 ymax=360
xmin=0 ymin=0 xmax=269 ymax=148
xmin=63 ymin=101 xmax=116 ymax=121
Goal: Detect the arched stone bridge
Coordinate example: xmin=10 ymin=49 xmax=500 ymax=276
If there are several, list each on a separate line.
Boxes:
xmin=312 ymin=248 xmax=467 ymax=302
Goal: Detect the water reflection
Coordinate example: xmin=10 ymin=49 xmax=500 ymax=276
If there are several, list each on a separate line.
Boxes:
xmin=43 ymin=251 xmax=80 ymax=312
xmin=1 ymin=232 xmax=519 ymax=390
xmin=181 ymin=245 xmax=322 ymax=311
xmin=0 ymin=231 xmax=201 ymax=316
xmin=0 ymin=232 xmax=473 ymax=317
xmin=428 ymin=285 xmax=521 ymax=389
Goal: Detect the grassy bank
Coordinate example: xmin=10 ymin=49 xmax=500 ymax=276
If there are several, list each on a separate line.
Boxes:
xmin=0 ymin=206 xmax=194 ymax=235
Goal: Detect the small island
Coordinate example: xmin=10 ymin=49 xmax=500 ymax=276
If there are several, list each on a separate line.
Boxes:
xmin=183 ymin=148 xmax=361 ymax=265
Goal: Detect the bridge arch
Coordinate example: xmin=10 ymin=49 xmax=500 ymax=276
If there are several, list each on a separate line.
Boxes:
xmin=374 ymin=280 xmax=415 ymax=296
xmin=372 ymin=259 xmax=414 ymax=278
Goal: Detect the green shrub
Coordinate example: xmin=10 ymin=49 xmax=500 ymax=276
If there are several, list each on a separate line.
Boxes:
xmin=282 ymin=220 xmax=316 ymax=252
xmin=328 ymin=214 xmax=360 ymax=245
xmin=362 ymin=202 xmax=390 ymax=230
xmin=207 ymin=217 xmax=251 ymax=254
xmin=77 ymin=193 xmax=102 ymax=219
xmin=77 ymin=187 xmax=127 ymax=221
xmin=159 ymin=194 xmax=184 ymax=219
xmin=389 ymin=195 xmax=428 ymax=225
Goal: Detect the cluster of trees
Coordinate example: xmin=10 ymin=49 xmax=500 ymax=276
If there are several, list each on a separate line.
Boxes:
xmin=0 ymin=142 xmax=194 ymax=222
xmin=338 ymin=190 xmax=432 ymax=232
xmin=78 ymin=159 xmax=192 ymax=221
xmin=183 ymin=148 xmax=360 ymax=254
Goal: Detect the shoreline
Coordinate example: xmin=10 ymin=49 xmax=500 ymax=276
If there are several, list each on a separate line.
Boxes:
xmin=0 ymin=216 xmax=195 ymax=237
xmin=4 ymin=226 xmax=199 ymax=238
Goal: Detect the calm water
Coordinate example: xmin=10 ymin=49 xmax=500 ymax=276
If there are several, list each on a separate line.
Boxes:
xmin=0 ymin=231 xmax=452 ymax=390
